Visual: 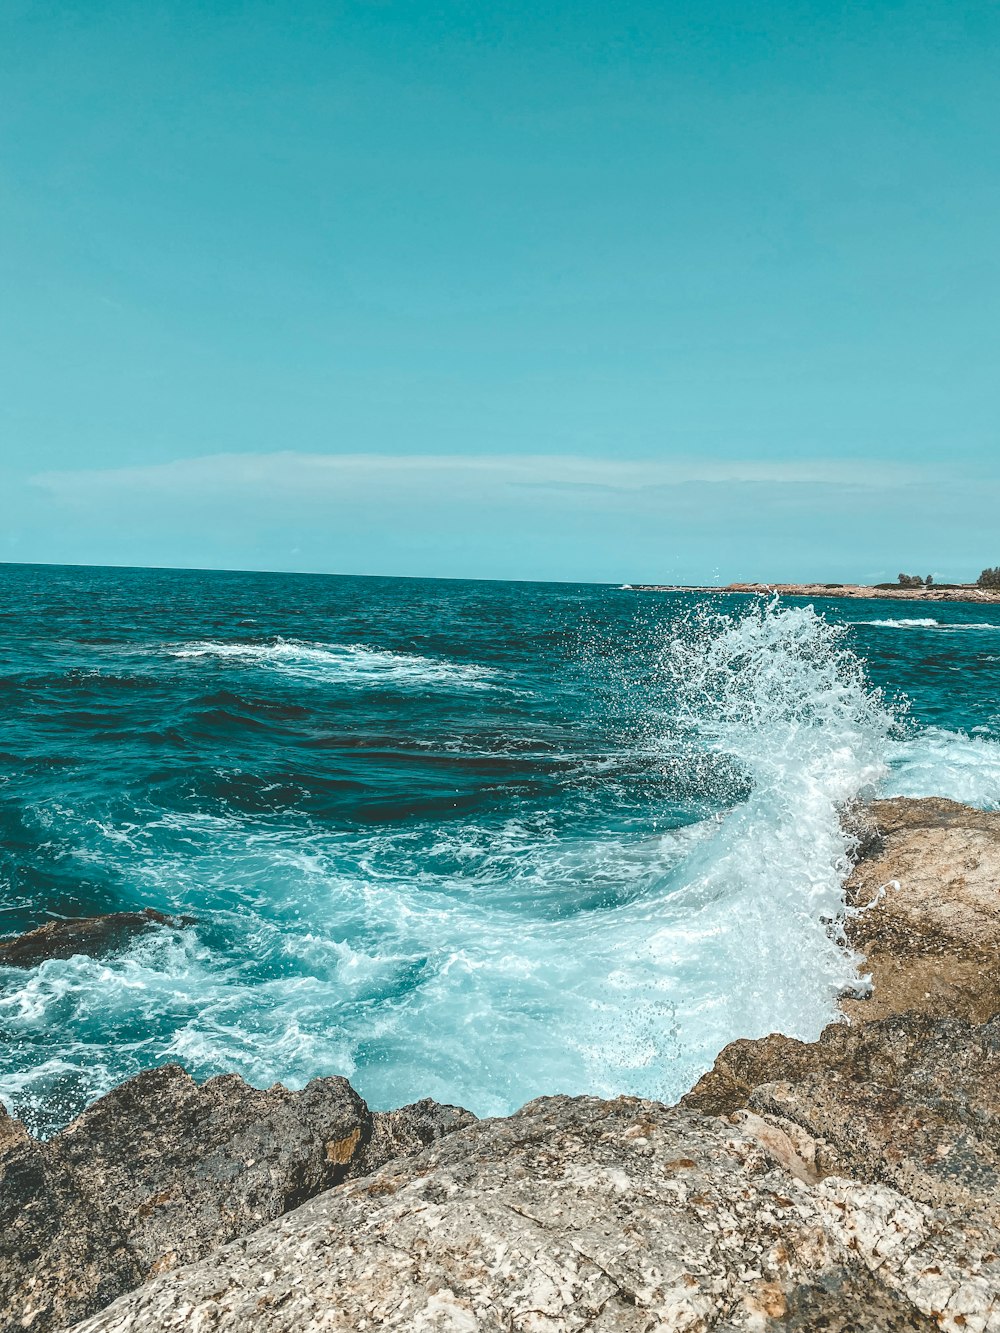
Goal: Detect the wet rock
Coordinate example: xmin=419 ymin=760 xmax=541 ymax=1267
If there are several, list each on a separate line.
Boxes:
xmin=0 ymin=1102 xmax=28 ymax=1154
xmin=69 ymin=1079 xmax=998 ymax=1332
xmin=0 ymin=1065 xmax=474 ymax=1333
xmin=0 ymin=909 xmax=195 ymax=968
xmin=842 ymin=796 xmax=1000 ymax=1024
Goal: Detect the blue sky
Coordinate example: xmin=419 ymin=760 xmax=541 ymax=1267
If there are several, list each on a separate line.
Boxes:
xmin=2 ymin=0 xmax=998 ymax=583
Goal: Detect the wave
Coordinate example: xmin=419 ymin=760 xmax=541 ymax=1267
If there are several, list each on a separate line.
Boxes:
xmin=882 ymin=726 xmax=1000 ymax=809
xmin=162 ymin=639 xmax=501 ymax=690
xmin=862 ymin=618 xmax=1000 ymax=631
xmin=638 ymin=603 xmax=895 ymax=1047
xmin=0 ymin=603 xmax=905 ymax=1131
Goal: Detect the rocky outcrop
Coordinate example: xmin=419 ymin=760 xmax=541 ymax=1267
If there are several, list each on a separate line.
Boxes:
xmin=0 ymin=1064 xmax=474 ymax=1333
xmin=842 ymin=797 xmax=1000 ymax=1024
xmin=683 ymin=1011 xmax=999 ymax=1216
xmin=722 ymin=583 xmax=1000 ymax=603
xmin=0 ymin=909 xmax=195 ymax=968
xmin=71 ymin=1015 xmax=999 ymax=1331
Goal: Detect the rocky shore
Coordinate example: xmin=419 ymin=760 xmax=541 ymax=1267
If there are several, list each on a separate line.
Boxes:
xmin=627 ymin=582 xmax=1000 ymax=603
xmin=1 ymin=797 xmax=997 ymax=1332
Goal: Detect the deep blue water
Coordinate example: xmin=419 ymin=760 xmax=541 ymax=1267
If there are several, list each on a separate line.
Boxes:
xmin=3 ymin=563 xmax=1000 ymax=1135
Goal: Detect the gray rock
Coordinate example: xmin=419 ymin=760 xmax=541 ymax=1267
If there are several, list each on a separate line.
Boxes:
xmin=0 ymin=1064 xmax=474 ymax=1333
xmin=364 ymin=1096 xmax=479 ymax=1174
xmin=68 ymin=1080 xmax=999 ymax=1332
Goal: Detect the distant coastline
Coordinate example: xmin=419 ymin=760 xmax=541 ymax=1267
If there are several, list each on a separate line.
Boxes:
xmin=625 ymin=581 xmax=1000 ymax=603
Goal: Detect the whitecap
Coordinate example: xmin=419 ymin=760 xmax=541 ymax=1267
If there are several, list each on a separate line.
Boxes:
xmin=881 ymin=727 xmax=1000 ymax=809
xmin=162 ymin=638 xmax=501 ymax=690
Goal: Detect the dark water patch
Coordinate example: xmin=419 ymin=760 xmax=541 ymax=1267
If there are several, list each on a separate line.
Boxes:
xmin=200 ymin=769 xmax=369 ymax=816
xmin=352 ymin=788 xmax=522 ymax=824
xmin=196 ymin=689 xmax=313 ymax=719
xmin=187 ymin=707 xmax=289 ymax=737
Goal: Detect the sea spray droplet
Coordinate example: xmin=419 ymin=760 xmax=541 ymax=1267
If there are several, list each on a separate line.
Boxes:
xmin=661 ymin=600 xmax=900 ymax=796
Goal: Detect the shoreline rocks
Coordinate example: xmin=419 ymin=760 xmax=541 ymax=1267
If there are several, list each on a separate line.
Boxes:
xmin=70 ymin=1016 xmax=1000 ymax=1331
xmin=842 ymin=797 xmax=1000 ymax=1025
xmin=626 ymin=582 xmax=1000 ymax=603
xmin=0 ymin=1064 xmax=474 ymax=1333
xmin=1 ymin=795 xmax=997 ymax=1331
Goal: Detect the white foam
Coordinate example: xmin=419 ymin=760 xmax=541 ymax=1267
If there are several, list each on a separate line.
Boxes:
xmin=163 ymin=639 xmax=501 ymax=690
xmin=861 ymin=618 xmax=999 ymax=631
xmin=881 ymin=726 xmax=1000 ymax=809
xmin=865 ymin=617 xmax=941 ymax=628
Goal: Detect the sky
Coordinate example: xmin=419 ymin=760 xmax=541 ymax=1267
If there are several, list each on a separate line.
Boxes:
xmin=2 ymin=0 xmax=998 ymax=584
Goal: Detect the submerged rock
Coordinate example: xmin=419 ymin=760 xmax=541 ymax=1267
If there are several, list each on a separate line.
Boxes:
xmin=0 ymin=1064 xmax=474 ymax=1333
xmin=0 ymin=909 xmax=195 ymax=968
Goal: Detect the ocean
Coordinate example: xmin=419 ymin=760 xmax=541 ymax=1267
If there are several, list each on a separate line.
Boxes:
xmin=3 ymin=563 xmax=1000 ymax=1137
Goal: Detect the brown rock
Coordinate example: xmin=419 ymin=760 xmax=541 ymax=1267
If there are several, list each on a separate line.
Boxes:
xmin=364 ymin=1096 xmax=479 ymax=1174
xmin=69 ymin=1077 xmax=998 ymax=1332
xmin=683 ymin=1011 xmax=1000 ymax=1221
xmin=0 ymin=909 xmax=195 ymax=969
xmin=0 ymin=1103 xmax=28 ymax=1155
xmin=843 ymin=796 xmax=1000 ymax=1024
xmin=0 ymin=1064 xmax=474 ymax=1333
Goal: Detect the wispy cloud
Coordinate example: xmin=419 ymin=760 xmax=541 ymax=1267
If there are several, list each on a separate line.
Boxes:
xmin=31 ymin=451 xmax=919 ymax=503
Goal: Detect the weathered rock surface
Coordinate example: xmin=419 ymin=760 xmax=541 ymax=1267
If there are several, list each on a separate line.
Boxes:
xmin=842 ymin=796 xmax=1000 ymax=1024
xmin=0 ymin=1064 xmax=474 ymax=1333
xmin=683 ymin=1012 xmax=999 ymax=1219
xmin=0 ymin=909 xmax=195 ymax=968
xmin=72 ymin=1022 xmax=999 ymax=1332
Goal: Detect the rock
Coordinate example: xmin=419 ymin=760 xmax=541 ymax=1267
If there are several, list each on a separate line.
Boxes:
xmin=629 ymin=583 xmax=1000 ymax=604
xmin=68 ymin=1064 xmax=998 ymax=1332
xmin=365 ymin=1096 xmax=478 ymax=1174
xmin=0 ymin=1064 xmax=474 ymax=1333
xmin=842 ymin=797 xmax=1000 ymax=1024
xmin=684 ymin=1012 xmax=999 ymax=1217
xmin=0 ymin=1102 xmax=28 ymax=1154
xmin=0 ymin=909 xmax=195 ymax=968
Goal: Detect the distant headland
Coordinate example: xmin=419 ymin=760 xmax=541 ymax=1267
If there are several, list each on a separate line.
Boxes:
xmin=626 ymin=570 xmax=1000 ymax=603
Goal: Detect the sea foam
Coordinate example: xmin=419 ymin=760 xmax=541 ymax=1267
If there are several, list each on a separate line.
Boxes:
xmin=863 ymin=617 xmax=1000 ymax=631
xmin=163 ymin=639 xmax=501 ymax=690
xmin=2 ymin=603 xmax=901 ymax=1129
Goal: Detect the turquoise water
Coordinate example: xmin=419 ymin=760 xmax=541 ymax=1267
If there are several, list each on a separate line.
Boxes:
xmin=3 ymin=563 xmax=1000 ymax=1136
